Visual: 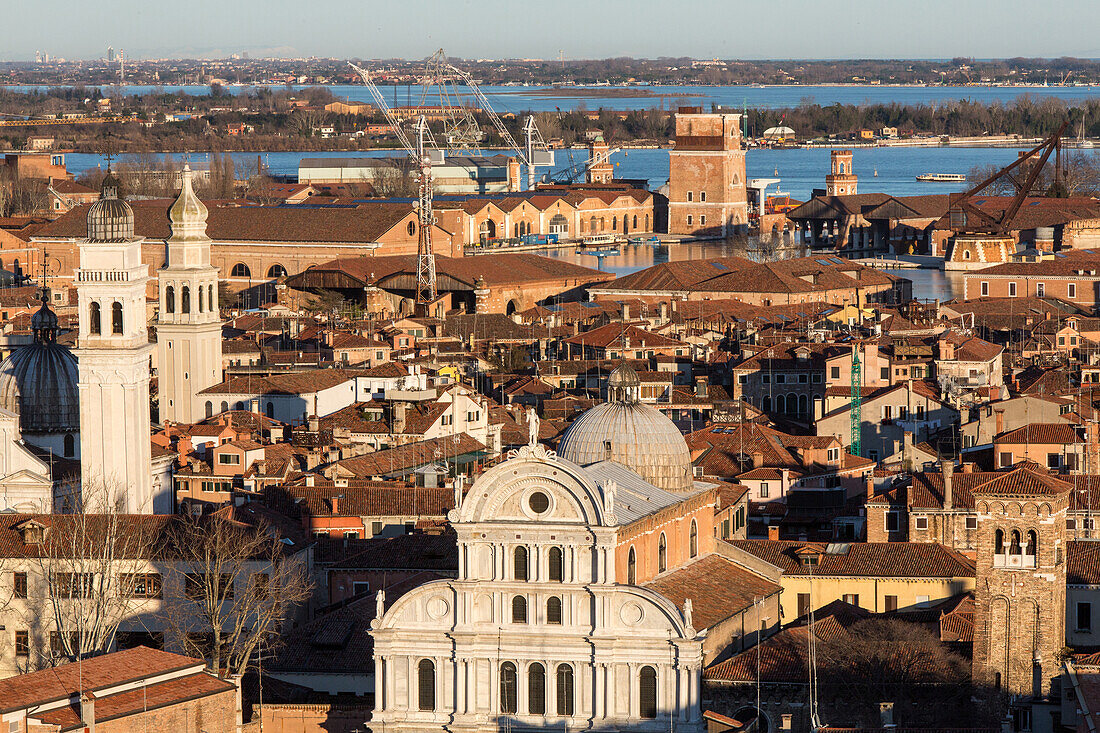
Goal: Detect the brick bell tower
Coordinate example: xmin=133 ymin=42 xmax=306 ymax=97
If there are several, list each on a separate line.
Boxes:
xmin=825 ymin=150 xmax=857 ymax=196
xmin=972 ymin=470 xmax=1068 ymax=697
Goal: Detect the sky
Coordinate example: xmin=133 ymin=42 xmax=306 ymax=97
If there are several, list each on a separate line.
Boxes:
xmin=5 ymin=0 xmax=1100 ymax=62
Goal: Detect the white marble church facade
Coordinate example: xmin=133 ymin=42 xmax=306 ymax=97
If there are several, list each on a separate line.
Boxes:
xmin=370 ymin=444 xmax=705 ymax=732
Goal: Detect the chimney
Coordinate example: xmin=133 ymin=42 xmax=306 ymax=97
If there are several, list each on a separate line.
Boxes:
xmin=780 ymin=714 xmax=793 ymax=731
xmin=865 ymin=473 xmax=875 ymax=501
xmin=880 ymin=702 xmax=896 ymax=729
xmin=394 ymin=402 xmax=407 ymax=434
xmin=659 ymin=301 xmax=669 ymax=320
xmin=695 ymin=376 xmax=707 ymax=397
xmin=622 ymin=303 xmax=630 ymax=321
xmin=308 ymin=415 xmax=319 ymax=432
xmin=751 ymin=450 xmax=764 ymax=469
xmin=941 ymin=459 xmax=954 ymax=511
xmin=768 ymin=524 xmax=780 ymax=541
xmin=330 ymin=494 xmax=341 ymax=515
xmin=81 ymin=692 xmax=96 ymax=733
xmin=960 ymin=462 xmax=974 ymax=473
xmin=995 ymin=408 xmax=1004 ymax=436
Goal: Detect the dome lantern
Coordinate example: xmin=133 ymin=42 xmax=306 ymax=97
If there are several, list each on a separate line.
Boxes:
xmin=87 ymin=168 xmax=134 ymax=243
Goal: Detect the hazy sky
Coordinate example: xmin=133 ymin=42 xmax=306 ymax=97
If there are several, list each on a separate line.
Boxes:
xmin=6 ymin=0 xmax=1100 ymax=61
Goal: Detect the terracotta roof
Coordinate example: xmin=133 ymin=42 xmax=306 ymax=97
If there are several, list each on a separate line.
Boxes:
xmin=561 ymin=322 xmax=687 ymax=349
xmin=36 ymin=199 xmax=422 ymax=244
xmin=994 ymin=422 xmax=1085 ymax=445
xmin=0 ymin=646 xmax=208 ymax=714
xmin=34 ymin=672 xmax=234 ymax=731
xmin=270 ymin=482 xmax=454 ymax=518
xmin=643 ymin=554 xmax=780 ymax=629
xmin=314 ymin=531 xmax=458 ymax=570
xmin=725 ymin=539 xmax=975 ymax=578
xmin=705 ymin=600 xmax=870 ymax=682
xmin=332 ymin=434 xmax=486 ymax=478
xmin=1068 ymin=540 xmax=1100 ymax=585
xmin=199 ymin=370 xmax=354 ymax=396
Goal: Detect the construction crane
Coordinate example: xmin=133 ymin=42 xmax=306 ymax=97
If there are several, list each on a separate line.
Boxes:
xmin=548 ymin=142 xmax=621 ymax=185
xmin=850 ymin=346 xmax=862 ymax=458
xmin=349 ymin=62 xmax=438 ymax=308
xmin=948 ymin=122 xmax=1070 ymax=234
xmin=434 ymin=52 xmax=554 ymax=188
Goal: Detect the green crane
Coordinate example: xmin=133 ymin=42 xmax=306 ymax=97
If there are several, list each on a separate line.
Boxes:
xmin=850 ymin=346 xmax=862 ymax=458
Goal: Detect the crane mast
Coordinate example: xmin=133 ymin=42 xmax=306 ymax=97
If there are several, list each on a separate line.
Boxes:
xmin=349 ymin=62 xmax=437 ymax=309
xmin=850 ymin=346 xmax=862 ymax=458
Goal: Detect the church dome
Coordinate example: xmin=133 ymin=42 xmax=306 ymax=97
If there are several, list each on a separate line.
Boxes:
xmin=0 ymin=301 xmax=79 ymax=434
xmin=87 ymin=170 xmax=134 ymax=242
xmin=557 ymin=366 xmax=693 ymax=492
xmin=168 ymin=165 xmax=209 ymax=240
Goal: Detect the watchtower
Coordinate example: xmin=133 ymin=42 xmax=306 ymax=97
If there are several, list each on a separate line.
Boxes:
xmin=971 ymin=469 xmax=1068 ymax=697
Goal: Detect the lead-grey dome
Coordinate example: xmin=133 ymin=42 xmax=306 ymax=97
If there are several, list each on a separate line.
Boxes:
xmin=557 ymin=366 xmax=693 ymax=492
xmin=87 ymin=170 xmax=134 ymax=242
xmin=0 ymin=300 xmax=79 ymax=434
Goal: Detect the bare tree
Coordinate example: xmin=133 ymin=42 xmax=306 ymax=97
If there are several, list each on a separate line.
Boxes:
xmin=160 ymin=512 xmax=312 ymax=677
xmin=22 ymin=478 xmax=161 ymax=669
xmin=370 ymin=158 xmax=417 ymax=197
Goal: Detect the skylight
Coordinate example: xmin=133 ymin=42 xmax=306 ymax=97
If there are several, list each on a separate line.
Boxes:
xmin=710 ymin=262 xmax=729 ymax=271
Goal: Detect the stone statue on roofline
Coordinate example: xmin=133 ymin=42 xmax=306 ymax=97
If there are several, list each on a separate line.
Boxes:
xmin=527 ymin=406 xmax=540 ymax=446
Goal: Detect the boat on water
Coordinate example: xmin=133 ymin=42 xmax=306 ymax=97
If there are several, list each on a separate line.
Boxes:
xmin=916 ymin=173 xmax=967 ymax=182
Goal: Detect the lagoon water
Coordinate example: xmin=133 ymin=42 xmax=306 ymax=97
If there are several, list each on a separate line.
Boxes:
xmin=9 ymin=82 xmax=1100 ymax=112
xmin=65 ymin=145 xmax=1037 ymax=202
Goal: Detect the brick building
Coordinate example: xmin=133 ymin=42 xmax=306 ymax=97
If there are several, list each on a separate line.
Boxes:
xmin=0 ymin=646 xmax=239 ymax=732
xmin=971 ymin=470 xmax=1069 ymax=697
xmin=962 ymin=250 xmax=1100 ymax=308
xmin=667 ymin=108 xmax=747 ymax=237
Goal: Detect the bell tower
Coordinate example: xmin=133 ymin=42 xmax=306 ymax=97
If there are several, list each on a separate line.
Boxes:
xmin=972 ymin=469 xmax=1068 ymax=697
xmin=825 ymin=150 xmax=858 ymax=196
xmin=157 ymin=166 xmax=222 ymax=423
xmin=75 ymin=171 xmax=155 ymax=512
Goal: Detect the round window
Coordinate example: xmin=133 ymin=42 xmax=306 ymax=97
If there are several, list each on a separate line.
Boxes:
xmin=528 ymin=492 xmax=550 ymax=514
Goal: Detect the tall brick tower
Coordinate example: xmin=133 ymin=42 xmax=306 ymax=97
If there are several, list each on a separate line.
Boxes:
xmin=586 ymin=135 xmax=614 ymax=184
xmin=825 ymin=150 xmax=858 ymax=196
xmin=668 ymin=107 xmax=747 ymax=237
xmin=972 ymin=469 xmax=1068 ymax=697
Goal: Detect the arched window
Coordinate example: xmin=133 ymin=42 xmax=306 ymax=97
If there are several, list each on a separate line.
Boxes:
xmin=417 ymin=659 xmax=435 ymax=711
xmin=205 ymin=401 xmax=213 ymax=418
xmin=514 ymin=546 xmax=528 ymax=581
xmin=165 ymin=286 xmax=175 ymax=313
xmin=556 ymin=664 xmax=574 ymax=716
xmin=220 ymin=401 xmax=229 ymax=413
xmin=547 ymin=596 xmax=562 ymax=624
xmin=90 ymin=302 xmax=101 ymax=335
xmin=198 ymin=286 xmax=204 ymax=313
xmin=548 ymin=546 xmax=563 ymax=582
xmin=627 ymin=546 xmax=637 ymax=585
xmin=268 ymin=264 xmax=287 ymax=278
xmin=658 ymin=533 xmax=667 ymax=573
xmin=1010 ymin=530 xmax=1022 ymax=555
xmin=633 ymin=215 xmax=638 ymax=229
xmin=762 ymin=395 xmax=771 ymax=411
xmin=181 ymin=286 xmax=191 ymax=314
xmin=266 ymin=402 xmax=275 ymax=419
xmin=639 ymin=666 xmax=658 ymax=719
xmin=528 ymin=663 xmax=546 ymax=715
xmin=209 ymin=285 xmax=215 ymax=312
xmin=512 ymin=595 xmax=527 ymax=623
xmin=689 ymin=520 xmax=698 ymax=558
xmin=63 ymin=433 xmax=75 ymax=458
xmin=1026 ymin=530 xmax=1038 ymax=557
xmin=500 ymin=662 xmax=518 ymax=714
xmin=995 ymin=528 xmax=1005 ymax=554
xmin=231 ymin=263 xmax=251 ymax=278
xmin=111 ymin=302 xmax=123 ymax=334
xmin=407 ymin=221 xmax=416 ymax=237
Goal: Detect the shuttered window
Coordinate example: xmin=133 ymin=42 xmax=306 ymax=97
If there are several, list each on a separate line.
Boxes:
xmin=640 ymin=665 xmax=658 ymax=719
xmin=556 ymin=664 xmax=574 ymax=716
xmin=500 ymin=662 xmax=518 ymax=713
xmin=547 ymin=596 xmax=562 ymax=625
xmin=514 ymin=546 xmax=528 ymax=581
xmin=548 ymin=546 xmax=564 ymax=582
xmin=417 ymin=659 xmax=435 ymax=711
xmin=528 ymin=663 xmax=546 ymax=715
xmin=512 ymin=595 xmax=527 ymax=623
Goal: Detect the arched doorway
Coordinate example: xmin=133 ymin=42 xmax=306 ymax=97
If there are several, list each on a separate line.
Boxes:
xmin=506 ymin=300 xmax=519 ymax=316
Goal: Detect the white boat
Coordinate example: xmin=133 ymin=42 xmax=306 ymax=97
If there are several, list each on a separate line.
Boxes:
xmin=916 ymin=173 xmax=966 ymax=182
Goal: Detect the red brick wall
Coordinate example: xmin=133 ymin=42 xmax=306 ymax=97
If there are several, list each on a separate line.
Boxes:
xmin=97 ymin=688 xmax=237 ymax=733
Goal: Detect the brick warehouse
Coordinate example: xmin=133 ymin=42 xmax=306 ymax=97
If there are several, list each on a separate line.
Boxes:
xmin=667 ymin=107 xmax=748 ymax=238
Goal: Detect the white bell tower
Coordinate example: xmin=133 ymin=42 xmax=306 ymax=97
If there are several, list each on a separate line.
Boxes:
xmin=75 ymin=171 xmax=155 ymax=513
xmin=157 ymin=166 xmax=222 ymax=423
